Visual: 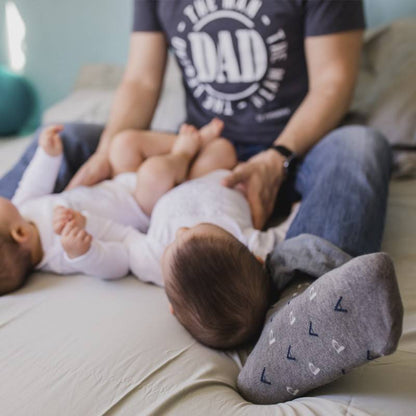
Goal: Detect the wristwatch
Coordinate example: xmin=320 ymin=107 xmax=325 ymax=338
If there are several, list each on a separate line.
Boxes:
xmin=270 ymin=144 xmax=299 ymax=179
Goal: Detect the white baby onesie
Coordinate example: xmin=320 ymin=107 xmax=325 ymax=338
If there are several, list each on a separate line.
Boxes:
xmin=13 ymin=147 xmax=286 ymax=283
xmin=12 ymin=147 xmax=149 ymax=279
xmin=127 ymin=170 xmax=286 ymax=286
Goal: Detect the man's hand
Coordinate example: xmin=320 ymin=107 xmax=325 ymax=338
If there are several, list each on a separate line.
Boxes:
xmin=61 ymin=220 xmax=92 ymax=259
xmin=39 ymin=125 xmax=64 ymax=156
xmin=53 ymin=206 xmax=86 ymax=235
xmin=222 ymin=149 xmax=286 ymax=230
xmin=65 ymin=152 xmax=112 ymax=190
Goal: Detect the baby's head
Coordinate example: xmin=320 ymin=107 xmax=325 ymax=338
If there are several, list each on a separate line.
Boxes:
xmin=162 ymin=223 xmax=272 ymax=350
xmin=0 ymin=198 xmax=34 ymax=295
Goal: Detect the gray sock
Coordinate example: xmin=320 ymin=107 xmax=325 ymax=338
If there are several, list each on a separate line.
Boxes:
xmin=237 ymin=253 xmax=403 ymax=404
xmin=266 ymin=233 xmax=353 ymax=292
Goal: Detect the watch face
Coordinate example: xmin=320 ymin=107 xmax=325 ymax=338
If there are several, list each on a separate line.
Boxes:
xmin=285 ymin=154 xmax=299 ymax=176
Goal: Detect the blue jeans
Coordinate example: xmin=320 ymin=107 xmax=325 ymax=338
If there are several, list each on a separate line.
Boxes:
xmin=0 ymin=123 xmax=391 ymax=256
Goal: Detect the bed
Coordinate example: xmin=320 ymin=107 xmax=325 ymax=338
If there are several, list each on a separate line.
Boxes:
xmin=1 ymin=20 xmax=415 ymax=416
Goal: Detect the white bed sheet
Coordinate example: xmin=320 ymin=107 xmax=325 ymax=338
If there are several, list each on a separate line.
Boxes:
xmin=1 ymin=133 xmax=415 ymax=416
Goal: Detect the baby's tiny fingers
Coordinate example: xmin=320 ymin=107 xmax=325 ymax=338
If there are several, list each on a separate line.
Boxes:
xmin=77 ymin=229 xmax=87 ymax=239
xmin=65 ymin=220 xmax=77 ymax=233
xmin=53 ymin=218 xmax=65 ymax=229
xmin=54 ymin=206 xmax=68 ymax=217
xmin=61 ymin=222 xmax=72 ymax=236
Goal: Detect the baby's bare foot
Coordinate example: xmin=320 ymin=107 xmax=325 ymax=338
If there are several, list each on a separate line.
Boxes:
xmin=39 ymin=125 xmax=64 ymax=156
xmin=199 ymin=118 xmax=224 ymax=147
xmin=172 ymin=124 xmax=201 ymax=160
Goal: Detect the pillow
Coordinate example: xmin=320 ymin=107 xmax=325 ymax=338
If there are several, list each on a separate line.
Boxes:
xmin=350 ymin=18 xmax=416 ymax=178
xmin=43 ymin=55 xmax=186 ymax=133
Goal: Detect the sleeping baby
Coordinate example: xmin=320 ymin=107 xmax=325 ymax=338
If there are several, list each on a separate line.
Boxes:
xmin=0 ymin=122 xmax=284 ymax=350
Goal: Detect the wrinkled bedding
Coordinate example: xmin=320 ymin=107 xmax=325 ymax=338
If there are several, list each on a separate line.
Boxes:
xmin=2 ymin=21 xmax=416 ymax=411
xmin=1 ymin=133 xmax=415 ymax=416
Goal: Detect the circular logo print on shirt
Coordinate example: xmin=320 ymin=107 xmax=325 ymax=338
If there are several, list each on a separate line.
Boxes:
xmin=171 ymin=0 xmax=288 ymax=117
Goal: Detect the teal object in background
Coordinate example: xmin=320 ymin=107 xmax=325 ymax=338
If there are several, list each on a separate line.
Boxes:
xmin=0 ymin=66 xmax=35 ymax=136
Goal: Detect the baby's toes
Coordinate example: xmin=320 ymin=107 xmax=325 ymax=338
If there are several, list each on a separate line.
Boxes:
xmin=187 ymin=125 xmax=198 ymax=135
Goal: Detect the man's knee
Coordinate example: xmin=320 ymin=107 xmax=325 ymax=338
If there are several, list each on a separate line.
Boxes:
xmin=319 ymin=125 xmax=392 ymax=173
xmin=330 ymin=125 xmax=390 ymax=157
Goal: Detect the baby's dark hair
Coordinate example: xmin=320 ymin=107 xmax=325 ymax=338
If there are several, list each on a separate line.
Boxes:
xmin=165 ymin=234 xmax=272 ymax=350
xmin=0 ymin=232 xmax=32 ymax=295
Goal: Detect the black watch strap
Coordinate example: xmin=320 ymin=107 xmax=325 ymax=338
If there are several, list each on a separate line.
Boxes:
xmin=271 ymin=145 xmax=293 ymax=159
xmin=270 ymin=144 xmax=299 ymax=179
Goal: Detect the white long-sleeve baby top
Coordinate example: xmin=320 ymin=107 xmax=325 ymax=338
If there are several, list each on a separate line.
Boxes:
xmin=12 ymin=148 xmax=285 ymax=284
xmin=12 ymin=147 xmax=149 ymax=279
xmin=127 ymin=170 xmax=285 ymax=286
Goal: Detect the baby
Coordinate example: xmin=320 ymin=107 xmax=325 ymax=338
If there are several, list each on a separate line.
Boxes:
xmin=0 ymin=121 xmax=286 ymax=350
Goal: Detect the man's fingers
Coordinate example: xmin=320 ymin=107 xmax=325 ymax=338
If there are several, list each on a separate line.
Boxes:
xmin=248 ymin=188 xmax=266 ymax=230
xmin=66 ymin=169 xmax=87 ymax=190
xmin=66 ymin=165 xmax=100 ymax=190
xmin=221 ymin=164 xmax=251 ymax=188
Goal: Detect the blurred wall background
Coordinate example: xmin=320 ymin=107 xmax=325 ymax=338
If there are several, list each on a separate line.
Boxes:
xmin=0 ymin=4 xmax=6 ymax=65
xmin=0 ymin=0 xmax=415 ymax=131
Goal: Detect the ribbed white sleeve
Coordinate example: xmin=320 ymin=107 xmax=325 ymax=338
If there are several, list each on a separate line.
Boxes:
xmin=12 ymin=147 xmax=63 ymax=206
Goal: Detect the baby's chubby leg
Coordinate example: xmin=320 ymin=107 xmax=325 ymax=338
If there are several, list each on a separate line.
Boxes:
xmin=109 ymin=118 xmax=226 ymax=177
xmin=187 ymin=138 xmax=238 ymax=180
xmin=134 ymin=124 xmax=202 ymax=216
xmin=183 ymin=117 xmax=236 ymax=179
xmin=108 ymin=129 xmax=177 ymax=177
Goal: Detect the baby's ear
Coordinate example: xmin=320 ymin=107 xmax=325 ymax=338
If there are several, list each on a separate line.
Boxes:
xmin=169 ymin=303 xmax=175 ymax=316
xmin=10 ymin=225 xmax=30 ymax=244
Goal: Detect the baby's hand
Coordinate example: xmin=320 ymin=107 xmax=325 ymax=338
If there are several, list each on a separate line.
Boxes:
xmin=61 ymin=220 xmax=92 ymax=259
xmin=39 ymin=125 xmax=64 ymax=156
xmin=53 ymin=206 xmax=86 ymax=235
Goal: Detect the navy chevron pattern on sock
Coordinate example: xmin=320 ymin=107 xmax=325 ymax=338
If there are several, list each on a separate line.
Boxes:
xmin=309 ymin=321 xmax=318 ymax=337
xmin=260 ymin=367 xmax=272 ymax=385
xmin=334 ymin=296 xmax=348 ymax=312
xmin=287 ymin=345 xmax=296 ymax=360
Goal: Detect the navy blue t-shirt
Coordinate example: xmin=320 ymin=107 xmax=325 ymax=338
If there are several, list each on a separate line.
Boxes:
xmin=133 ymin=0 xmax=365 ymax=146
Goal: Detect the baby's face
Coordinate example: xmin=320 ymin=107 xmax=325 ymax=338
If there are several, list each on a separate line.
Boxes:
xmin=0 ymin=198 xmax=22 ymax=233
xmin=161 ymin=223 xmax=233 ymax=285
